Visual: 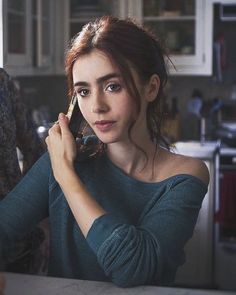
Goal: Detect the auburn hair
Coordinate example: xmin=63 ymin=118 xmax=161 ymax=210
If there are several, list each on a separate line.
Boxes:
xmin=65 ymin=16 xmax=169 ymax=153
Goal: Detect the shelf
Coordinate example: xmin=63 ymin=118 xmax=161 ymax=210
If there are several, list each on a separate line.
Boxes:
xmin=144 ymin=16 xmax=195 ymax=22
xmin=70 ymin=17 xmax=98 ymax=23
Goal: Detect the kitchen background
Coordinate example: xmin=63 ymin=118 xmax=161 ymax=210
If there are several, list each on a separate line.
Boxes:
xmin=2 ymin=0 xmax=236 ymax=143
xmin=1 ymin=0 xmax=236 ymax=292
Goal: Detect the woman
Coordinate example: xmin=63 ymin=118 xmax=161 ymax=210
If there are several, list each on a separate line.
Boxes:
xmin=0 ymin=16 xmax=209 ymax=287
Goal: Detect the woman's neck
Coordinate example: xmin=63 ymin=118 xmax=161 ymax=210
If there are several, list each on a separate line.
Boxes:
xmin=106 ymin=138 xmax=158 ymax=180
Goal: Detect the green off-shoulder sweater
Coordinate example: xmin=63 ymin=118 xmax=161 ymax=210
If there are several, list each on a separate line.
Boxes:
xmin=0 ymin=146 xmax=207 ymax=287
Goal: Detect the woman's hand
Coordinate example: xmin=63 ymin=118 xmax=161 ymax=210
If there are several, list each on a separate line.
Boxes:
xmin=45 ymin=113 xmax=77 ymax=181
xmin=0 ymin=273 xmax=5 ymax=294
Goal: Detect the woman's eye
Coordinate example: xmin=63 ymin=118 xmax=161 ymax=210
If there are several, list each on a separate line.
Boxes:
xmin=77 ymin=89 xmax=90 ymax=97
xmin=106 ymin=83 xmax=121 ymax=92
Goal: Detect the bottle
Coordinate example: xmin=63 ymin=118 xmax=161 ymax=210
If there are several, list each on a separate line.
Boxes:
xmin=230 ymin=83 xmax=236 ymax=100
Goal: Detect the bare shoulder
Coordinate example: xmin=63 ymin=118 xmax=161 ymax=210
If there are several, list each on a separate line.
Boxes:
xmin=160 ymin=148 xmax=210 ymax=186
xmin=180 ymin=155 xmax=210 ymax=186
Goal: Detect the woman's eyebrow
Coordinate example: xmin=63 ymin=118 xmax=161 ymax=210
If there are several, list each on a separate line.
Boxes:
xmin=74 ymin=73 xmax=121 ymax=87
xmin=96 ymin=73 xmax=121 ymax=84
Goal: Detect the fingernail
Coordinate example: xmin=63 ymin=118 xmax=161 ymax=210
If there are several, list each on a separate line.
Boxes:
xmin=59 ymin=113 xmax=65 ymax=120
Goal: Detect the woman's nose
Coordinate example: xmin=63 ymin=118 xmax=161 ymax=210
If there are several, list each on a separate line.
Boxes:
xmin=90 ymin=93 xmax=109 ymax=113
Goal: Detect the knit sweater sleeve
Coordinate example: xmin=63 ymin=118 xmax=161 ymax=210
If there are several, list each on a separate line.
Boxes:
xmin=0 ymin=152 xmax=51 ymax=266
xmin=86 ymin=176 xmax=207 ymax=287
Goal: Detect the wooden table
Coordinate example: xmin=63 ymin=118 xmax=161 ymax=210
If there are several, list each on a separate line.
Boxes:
xmin=3 ymin=272 xmax=235 ymax=295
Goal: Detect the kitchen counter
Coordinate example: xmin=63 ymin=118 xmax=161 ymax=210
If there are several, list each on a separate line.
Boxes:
xmin=3 ymin=272 xmax=235 ymax=295
xmin=173 ymin=141 xmax=220 ymax=159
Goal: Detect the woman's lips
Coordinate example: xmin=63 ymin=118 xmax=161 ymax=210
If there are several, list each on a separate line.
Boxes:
xmin=94 ymin=120 xmax=116 ymax=132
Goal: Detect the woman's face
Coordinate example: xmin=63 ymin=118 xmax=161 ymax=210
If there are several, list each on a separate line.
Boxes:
xmin=72 ymin=49 xmax=149 ymax=145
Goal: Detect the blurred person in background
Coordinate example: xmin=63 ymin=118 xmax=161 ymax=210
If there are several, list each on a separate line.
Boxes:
xmin=0 ymin=68 xmax=48 ymax=275
xmin=0 ymin=68 xmax=45 ymax=198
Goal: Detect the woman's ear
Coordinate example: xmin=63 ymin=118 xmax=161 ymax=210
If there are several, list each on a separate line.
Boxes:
xmin=145 ymin=74 xmax=160 ymax=102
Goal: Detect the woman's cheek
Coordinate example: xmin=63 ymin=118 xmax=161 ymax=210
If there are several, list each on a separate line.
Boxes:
xmin=78 ymin=101 xmax=87 ymax=119
xmin=80 ymin=109 xmax=90 ymax=124
xmin=78 ymin=105 xmax=93 ymax=130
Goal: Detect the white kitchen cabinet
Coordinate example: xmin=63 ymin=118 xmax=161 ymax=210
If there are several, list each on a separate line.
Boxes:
xmin=53 ymin=0 xmax=127 ymax=74
xmin=48 ymin=0 xmax=215 ymax=76
xmin=1 ymin=1 xmax=217 ymax=76
xmin=3 ymin=0 xmax=55 ymax=76
xmin=64 ymin=0 xmax=125 ymax=41
xmin=127 ymin=0 xmax=214 ymax=76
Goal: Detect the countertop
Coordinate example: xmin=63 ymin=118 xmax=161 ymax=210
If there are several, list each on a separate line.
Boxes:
xmin=3 ymin=273 xmax=235 ymax=295
xmin=173 ymin=141 xmax=220 ymax=159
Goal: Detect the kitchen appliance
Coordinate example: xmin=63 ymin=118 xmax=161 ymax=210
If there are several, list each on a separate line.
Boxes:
xmin=214 ymin=100 xmax=236 ymax=147
xmin=174 ymin=141 xmax=236 ymax=290
xmin=214 ymin=146 xmax=236 ymax=291
xmin=215 ymin=122 xmax=236 ymax=147
xmin=174 ymin=141 xmax=219 ymax=288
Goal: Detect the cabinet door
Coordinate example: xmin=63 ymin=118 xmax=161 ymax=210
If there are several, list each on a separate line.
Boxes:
xmin=128 ymin=0 xmax=213 ymax=76
xmin=68 ymin=0 xmax=124 ymax=40
xmin=4 ymin=0 xmax=55 ymax=75
xmin=55 ymin=0 xmax=126 ymax=74
xmin=4 ymin=0 xmax=31 ymax=67
xmin=31 ymin=0 xmax=54 ymax=68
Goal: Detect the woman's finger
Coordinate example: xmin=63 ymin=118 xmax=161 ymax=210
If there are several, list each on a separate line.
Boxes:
xmin=45 ymin=136 xmax=50 ymax=147
xmin=48 ymin=122 xmax=61 ymax=137
xmin=58 ymin=113 xmax=72 ymax=138
xmin=45 ymin=122 xmax=61 ymax=150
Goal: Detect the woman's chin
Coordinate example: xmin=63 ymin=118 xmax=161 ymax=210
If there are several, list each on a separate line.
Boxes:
xmin=95 ymin=133 xmax=120 ymax=145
